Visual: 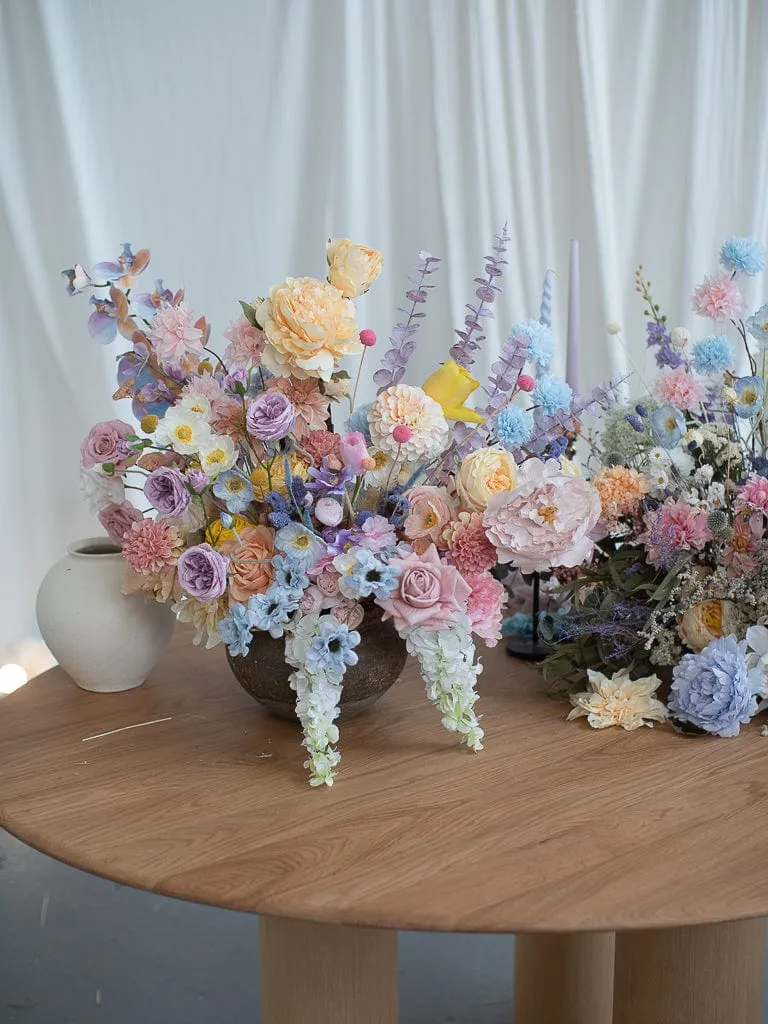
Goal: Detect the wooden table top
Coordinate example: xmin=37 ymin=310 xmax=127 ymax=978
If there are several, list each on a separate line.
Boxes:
xmin=2 ymin=627 xmax=768 ymax=934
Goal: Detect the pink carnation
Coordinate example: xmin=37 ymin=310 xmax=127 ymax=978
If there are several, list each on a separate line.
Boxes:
xmin=359 ymin=515 xmax=397 ymax=553
xmin=640 ymin=498 xmax=712 ymax=567
xmin=722 ymin=512 xmax=762 ymax=577
xmin=655 ymin=367 xmax=707 ymax=410
xmin=223 ymin=315 xmax=265 ymax=367
xmin=302 ymin=429 xmax=342 ymax=467
xmin=464 ymin=571 xmax=507 ymax=647
xmin=122 ymin=519 xmax=181 ymax=575
xmin=149 ymin=302 xmax=205 ymax=366
xmin=737 ymin=474 xmax=768 ymax=513
xmin=376 ymin=543 xmax=471 ymax=630
xmin=181 ymin=372 xmax=223 ymax=402
xmin=445 ymin=512 xmax=497 ymax=574
xmin=691 ymin=273 xmax=743 ymax=321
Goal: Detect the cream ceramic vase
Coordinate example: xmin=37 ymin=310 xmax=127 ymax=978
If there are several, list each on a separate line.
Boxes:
xmin=36 ymin=537 xmax=174 ymax=693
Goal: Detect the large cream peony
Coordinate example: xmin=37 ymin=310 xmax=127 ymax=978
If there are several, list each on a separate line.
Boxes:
xmin=257 ymin=277 xmax=359 ymax=381
xmin=326 ymin=239 xmax=383 ymax=298
xmin=455 ymin=446 xmax=518 ymax=513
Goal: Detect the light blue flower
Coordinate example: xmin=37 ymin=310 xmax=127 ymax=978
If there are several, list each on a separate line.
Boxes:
xmin=533 ymin=375 xmax=572 ymax=417
xmin=651 ymin=404 xmax=686 ymax=448
xmin=494 ymin=405 xmax=534 ymax=450
xmin=513 ymin=319 xmax=555 ymax=371
xmin=248 ymin=585 xmax=300 ymax=639
xmin=733 ymin=376 xmax=764 ymax=418
xmin=338 ymin=548 xmax=401 ymax=600
xmin=746 ymin=305 xmax=768 ymax=349
xmin=219 ymin=602 xmax=255 ymax=657
xmin=305 ymin=617 xmax=360 ymax=674
xmin=346 ymin=402 xmax=373 ymax=444
xmin=213 ymin=470 xmax=254 ymax=514
xmin=719 ymin=236 xmax=766 ymax=277
xmin=691 ymin=334 xmax=734 ymax=376
xmin=272 ymin=553 xmax=309 ymax=596
xmin=219 ymin=512 xmax=234 ymax=529
xmin=275 ymin=522 xmax=326 ymax=567
xmin=669 ymin=636 xmax=762 ymax=736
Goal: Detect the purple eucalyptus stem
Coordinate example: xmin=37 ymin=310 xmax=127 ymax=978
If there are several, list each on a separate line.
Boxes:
xmin=448 ymin=223 xmax=511 ymax=371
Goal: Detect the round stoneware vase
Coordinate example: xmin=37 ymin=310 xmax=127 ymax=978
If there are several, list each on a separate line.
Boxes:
xmin=36 ymin=537 xmax=175 ymax=693
xmin=227 ymin=606 xmax=408 ymax=721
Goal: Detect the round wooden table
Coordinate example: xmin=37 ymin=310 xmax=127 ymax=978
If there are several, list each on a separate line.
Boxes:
xmin=1 ymin=628 xmax=766 ymax=1023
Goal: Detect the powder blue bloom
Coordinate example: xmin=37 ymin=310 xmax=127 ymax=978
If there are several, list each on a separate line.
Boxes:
xmin=651 ymin=404 xmax=686 ymax=448
xmin=513 ymin=319 xmax=555 ymax=371
xmin=346 ymin=402 xmax=373 ymax=444
xmin=306 ymin=617 xmax=361 ymax=674
xmin=691 ymin=334 xmax=734 ymax=376
xmin=494 ymin=405 xmax=534 ymax=450
xmin=248 ymin=585 xmax=300 ymax=639
xmin=275 ymin=522 xmax=326 ymax=567
xmin=272 ymin=554 xmax=310 ymax=596
xmin=719 ymin=236 xmax=766 ymax=277
xmin=533 ymin=375 xmax=572 ymax=417
xmin=733 ymin=376 xmax=764 ymax=418
xmin=212 ymin=470 xmax=255 ymax=514
xmin=746 ymin=304 xmax=768 ymax=349
xmin=339 ymin=548 xmax=401 ymax=600
xmin=219 ymin=602 xmax=255 ymax=657
xmin=669 ymin=636 xmax=762 ymax=737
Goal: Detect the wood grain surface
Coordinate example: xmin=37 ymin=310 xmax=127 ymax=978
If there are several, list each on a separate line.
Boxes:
xmin=2 ymin=627 xmax=768 ymax=933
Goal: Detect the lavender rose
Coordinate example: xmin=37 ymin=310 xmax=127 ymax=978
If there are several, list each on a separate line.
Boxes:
xmin=98 ymin=501 xmax=144 ymax=543
xmin=246 ymin=391 xmax=296 ymax=441
xmin=144 ymin=466 xmax=191 ymax=517
xmin=177 ymin=543 xmax=229 ymax=602
xmin=80 ymin=419 xmax=133 ymax=469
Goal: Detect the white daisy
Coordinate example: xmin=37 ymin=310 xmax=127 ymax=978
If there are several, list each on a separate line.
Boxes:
xmin=155 ymin=406 xmax=212 ymax=455
xmin=198 ymin=434 xmax=237 ymax=478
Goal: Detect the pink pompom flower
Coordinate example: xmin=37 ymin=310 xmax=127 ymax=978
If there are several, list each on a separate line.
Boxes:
xmin=691 ymin=273 xmax=743 ymax=322
xmin=655 ymin=367 xmax=707 ymax=411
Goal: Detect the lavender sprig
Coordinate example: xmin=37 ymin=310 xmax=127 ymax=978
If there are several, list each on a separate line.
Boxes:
xmin=448 ymin=224 xmax=511 ymax=370
xmin=373 ymin=251 xmax=441 ymax=394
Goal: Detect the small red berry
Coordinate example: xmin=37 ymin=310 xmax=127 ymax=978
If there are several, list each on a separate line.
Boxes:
xmin=359 ymin=329 xmax=377 ymax=347
xmin=517 ymin=374 xmax=535 ymax=393
xmin=392 ymin=424 xmax=412 ymax=444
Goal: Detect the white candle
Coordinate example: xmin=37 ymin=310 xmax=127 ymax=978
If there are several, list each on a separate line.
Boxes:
xmin=566 ymin=239 xmax=581 ymax=393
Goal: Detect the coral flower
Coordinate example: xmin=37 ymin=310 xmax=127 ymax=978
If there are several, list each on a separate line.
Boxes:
xmin=122 ymin=519 xmax=182 ymax=575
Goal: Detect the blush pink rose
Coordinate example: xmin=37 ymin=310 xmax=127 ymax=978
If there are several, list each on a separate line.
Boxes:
xmin=340 ymin=432 xmax=374 ymax=474
xmin=376 ymin=543 xmax=471 ymax=630
xmin=464 ymin=571 xmax=508 ymax=647
xmin=98 ymin=500 xmax=144 ymax=543
xmin=81 ymin=419 xmax=134 ymax=469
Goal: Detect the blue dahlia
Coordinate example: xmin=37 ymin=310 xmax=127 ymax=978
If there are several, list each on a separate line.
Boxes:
xmin=533 ymin=375 xmax=572 ymax=417
xmin=719 ymin=236 xmax=766 ymax=277
xmin=494 ymin=405 xmax=534 ymax=450
xmin=691 ymin=335 xmax=734 ymax=376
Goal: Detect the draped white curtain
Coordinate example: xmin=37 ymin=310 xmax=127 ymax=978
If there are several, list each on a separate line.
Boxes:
xmin=2 ymin=0 xmax=767 ymax=653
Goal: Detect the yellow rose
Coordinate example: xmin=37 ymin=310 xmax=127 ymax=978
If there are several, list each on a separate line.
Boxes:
xmin=326 ymin=238 xmax=383 ymax=298
xmin=205 ymin=514 xmax=251 ymax=547
xmin=250 ymin=453 xmax=309 ymax=500
xmin=679 ymin=600 xmax=736 ymax=653
xmin=559 ymin=458 xmax=581 ymax=478
xmin=455 ymin=446 xmax=518 ymax=512
xmin=257 ymin=277 xmax=359 ymax=381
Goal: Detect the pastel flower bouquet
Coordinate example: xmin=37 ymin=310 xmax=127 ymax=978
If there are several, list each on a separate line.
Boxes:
xmin=66 ymin=232 xmax=622 ymax=785
xmin=546 ymin=236 xmax=768 ymax=738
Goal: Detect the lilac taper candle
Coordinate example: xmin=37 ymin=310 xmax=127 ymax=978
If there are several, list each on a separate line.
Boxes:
xmin=566 ymin=239 xmax=581 ymax=393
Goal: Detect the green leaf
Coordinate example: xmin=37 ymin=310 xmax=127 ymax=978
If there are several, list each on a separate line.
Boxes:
xmin=331 ymin=370 xmax=351 ymax=380
xmin=239 ymin=300 xmax=259 ymax=328
xmin=101 ymin=462 xmax=115 ymax=475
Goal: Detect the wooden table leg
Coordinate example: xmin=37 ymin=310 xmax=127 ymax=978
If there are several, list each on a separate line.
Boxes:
xmin=512 ymin=932 xmax=615 ymax=1023
xmin=259 ymin=915 xmax=398 ymax=1023
xmin=613 ymin=918 xmax=766 ymax=1024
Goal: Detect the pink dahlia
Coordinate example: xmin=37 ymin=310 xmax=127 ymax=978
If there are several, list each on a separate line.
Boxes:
xmin=464 ymin=571 xmax=507 ymax=647
xmin=655 ymin=367 xmax=707 ymax=410
xmin=444 ymin=512 xmax=497 ymax=574
xmin=722 ymin=512 xmax=762 ymax=577
xmin=149 ymin=302 xmax=205 ymax=366
xmin=691 ymin=272 xmax=743 ymax=321
xmin=737 ymin=474 xmax=768 ymax=513
xmin=268 ymin=376 xmax=330 ymax=439
xmin=640 ymin=499 xmax=711 ymax=567
xmin=223 ymin=315 xmax=265 ymax=367
xmin=122 ymin=519 xmax=182 ymax=575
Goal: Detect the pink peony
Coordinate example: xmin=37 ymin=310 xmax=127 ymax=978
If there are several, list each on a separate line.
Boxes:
xmin=444 ymin=512 xmax=497 ymax=574
xmin=122 ymin=519 xmax=181 ymax=575
xmin=223 ymin=315 xmax=265 ymax=367
xmin=359 ymin=514 xmax=397 ymax=553
xmin=464 ymin=571 xmax=508 ymax=647
xmin=655 ymin=367 xmax=707 ymax=410
xmin=737 ymin=474 xmax=768 ymax=513
xmin=483 ymin=459 xmax=602 ymax=574
xmin=268 ymin=376 xmax=330 ymax=440
xmin=722 ymin=512 xmax=762 ymax=576
xmin=691 ymin=273 xmax=743 ymax=321
xmin=403 ymin=486 xmax=455 ymax=552
xmin=148 ymin=302 xmax=205 ymax=366
xmin=80 ymin=419 xmax=134 ymax=470
xmin=640 ymin=498 xmax=712 ymax=567
xmin=181 ymin=372 xmax=223 ymax=403
xmin=376 ymin=543 xmax=471 ymax=630
xmin=98 ymin=501 xmax=144 ymax=543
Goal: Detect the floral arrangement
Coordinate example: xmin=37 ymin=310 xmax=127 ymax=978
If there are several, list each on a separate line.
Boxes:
xmin=547 ymin=236 xmax=768 ymax=738
xmin=66 ymin=233 xmax=620 ymax=785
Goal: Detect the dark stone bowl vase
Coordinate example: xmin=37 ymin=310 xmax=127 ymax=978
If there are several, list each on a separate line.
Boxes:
xmin=226 ymin=606 xmax=408 ymax=722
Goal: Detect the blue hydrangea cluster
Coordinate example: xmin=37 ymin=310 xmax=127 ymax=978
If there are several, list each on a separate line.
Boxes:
xmin=669 ymin=636 xmax=762 ymax=737
xmin=512 ymin=319 xmax=554 ymax=371
xmin=691 ymin=334 xmax=734 ymax=376
xmin=339 ymin=549 xmax=401 ymax=600
xmin=533 ymin=375 xmax=572 ymax=417
xmin=494 ymin=404 xmax=533 ymax=450
xmin=305 ymin=618 xmax=361 ymax=674
xmin=719 ymin=236 xmax=766 ymax=277
xmin=248 ymin=584 xmax=301 ymax=639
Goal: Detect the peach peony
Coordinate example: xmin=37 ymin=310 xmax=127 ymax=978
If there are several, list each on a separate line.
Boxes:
xmin=257 ymin=276 xmax=359 ymax=381
xmin=326 ymin=238 xmax=383 ymax=298
xmin=403 ymin=486 xmax=455 ymax=551
xmin=226 ymin=525 xmax=276 ymax=602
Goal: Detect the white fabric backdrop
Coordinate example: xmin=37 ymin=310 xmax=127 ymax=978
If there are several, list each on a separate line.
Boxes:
xmin=2 ymin=0 xmax=768 ymax=654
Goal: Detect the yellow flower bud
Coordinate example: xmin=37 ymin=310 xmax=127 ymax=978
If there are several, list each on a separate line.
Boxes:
xmin=421 ymin=359 xmax=485 ymax=423
xmin=197 ymin=360 xmax=214 ymax=374
xmin=140 ymin=414 xmax=159 ymax=434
